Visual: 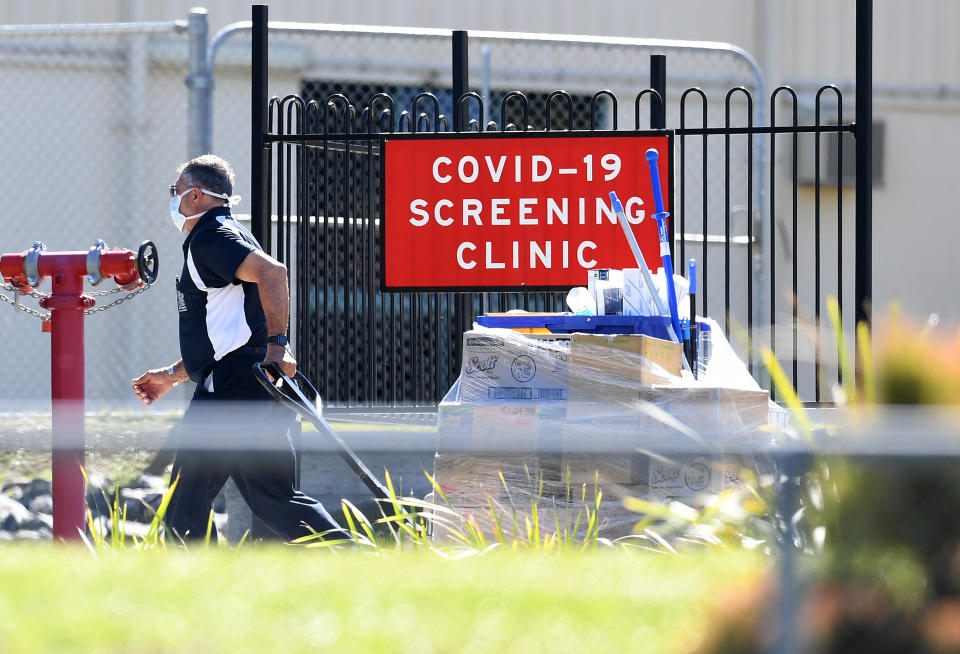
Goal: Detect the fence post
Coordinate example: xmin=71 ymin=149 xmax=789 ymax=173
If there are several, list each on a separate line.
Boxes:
xmin=452 ymin=30 xmax=469 ymax=131
xmin=481 ymin=44 xmax=492 ymax=127
xmin=650 ymin=54 xmax=666 ymax=130
xmin=251 ymin=5 xmax=269 ymax=248
xmin=650 ymin=54 xmax=674 ymax=258
xmin=186 ymin=7 xmax=212 ymax=158
xmin=452 ymin=30 xmax=473 ymax=383
xmin=855 ymin=0 xmax=872 ymax=331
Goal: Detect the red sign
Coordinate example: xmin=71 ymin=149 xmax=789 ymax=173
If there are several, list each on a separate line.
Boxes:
xmin=382 ymin=134 xmax=670 ymax=289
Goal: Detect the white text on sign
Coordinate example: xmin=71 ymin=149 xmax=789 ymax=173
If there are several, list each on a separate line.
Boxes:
xmin=430 ymin=153 xmax=623 ymax=184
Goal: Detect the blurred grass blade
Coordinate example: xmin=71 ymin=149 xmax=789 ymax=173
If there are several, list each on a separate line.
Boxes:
xmin=857 ymin=320 xmax=876 ymax=404
xmin=204 ymin=509 xmax=215 ymax=548
xmin=78 ymin=528 xmax=96 ymax=555
xmin=424 ymin=469 xmax=454 ymax=509
xmin=827 ymin=295 xmax=856 ymax=403
xmin=761 ymin=346 xmax=813 ymax=436
xmin=342 ymin=499 xmax=376 ymax=544
xmin=623 ymin=496 xmax=674 ymax=520
xmin=85 ymin=509 xmax=103 ymax=549
xmin=145 ymin=474 xmax=179 ymax=546
xmin=339 ymin=500 xmax=362 ymax=545
xmin=488 ymin=497 xmax=506 ymax=544
xmin=644 ymin=528 xmax=676 ymax=554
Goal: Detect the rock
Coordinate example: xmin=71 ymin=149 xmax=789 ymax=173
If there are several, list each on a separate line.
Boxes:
xmin=0 ymin=495 xmax=32 ymax=531
xmin=20 ymin=516 xmax=53 ymax=534
xmin=87 ymin=515 xmax=110 ymax=540
xmin=142 ymin=492 xmax=163 ymax=512
xmin=117 ymin=488 xmax=146 ymax=522
xmin=28 ymin=479 xmax=52 ymax=498
xmin=4 ymin=486 xmax=24 ymax=502
xmin=14 ymin=478 xmax=53 ymax=506
xmin=108 ymin=519 xmax=150 ymax=539
xmin=36 ymin=513 xmax=53 ymax=531
xmin=118 ymin=496 xmax=145 ymax=523
xmin=1 ymin=477 xmax=31 ymax=495
xmin=119 ymin=489 xmax=163 ymax=523
xmin=28 ymin=494 xmax=53 ymax=515
xmin=127 ymin=473 xmax=167 ymax=490
xmin=85 ymin=475 xmax=115 ymax=518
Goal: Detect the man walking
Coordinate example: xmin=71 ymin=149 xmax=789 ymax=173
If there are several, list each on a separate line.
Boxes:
xmin=132 ymin=154 xmax=345 ymax=542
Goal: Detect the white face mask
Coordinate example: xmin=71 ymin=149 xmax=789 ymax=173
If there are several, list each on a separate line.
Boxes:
xmin=169 ymin=188 xmax=203 ymax=232
xmin=169 ymin=187 xmax=241 ymax=232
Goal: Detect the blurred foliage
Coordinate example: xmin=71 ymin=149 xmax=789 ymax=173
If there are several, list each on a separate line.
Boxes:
xmin=873 ymin=306 xmax=960 ymax=405
xmin=697 ymin=301 xmax=960 ymax=653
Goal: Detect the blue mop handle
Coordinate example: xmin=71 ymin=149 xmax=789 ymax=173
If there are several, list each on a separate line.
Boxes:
xmin=645 ymin=148 xmax=682 ymax=343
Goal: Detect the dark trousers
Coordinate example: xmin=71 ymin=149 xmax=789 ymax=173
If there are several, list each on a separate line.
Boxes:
xmin=165 ymin=349 xmax=345 ymax=542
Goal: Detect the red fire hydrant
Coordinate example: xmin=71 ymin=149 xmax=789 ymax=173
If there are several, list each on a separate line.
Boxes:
xmin=0 ymin=240 xmax=157 ymax=542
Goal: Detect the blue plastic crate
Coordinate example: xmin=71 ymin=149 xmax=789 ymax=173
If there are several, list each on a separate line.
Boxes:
xmin=476 ymin=313 xmax=673 ymax=339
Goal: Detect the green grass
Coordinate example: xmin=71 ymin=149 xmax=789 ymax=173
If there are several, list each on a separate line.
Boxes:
xmin=0 ymin=546 xmax=766 ymax=653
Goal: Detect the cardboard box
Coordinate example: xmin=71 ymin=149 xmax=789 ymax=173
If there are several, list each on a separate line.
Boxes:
xmin=458 ymin=332 xmax=570 ymax=404
xmin=564 ymin=386 xmax=770 ymax=445
xmin=457 ymin=330 xmax=682 ymax=405
xmin=437 ymin=401 xmax=566 ymax=452
xmin=637 ymin=386 xmax=770 ymax=438
xmin=431 ymin=449 xmax=777 ymax=543
xmin=569 ymin=333 xmax=681 ymax=381
xmin=567 ymin=333 xmax=682 ymax=403
xmin=433 ymin=453 xmax=559 ymax=505
xmin=647 ymin=455 xmax=723 ymax=496
xmin=560 ymin=453 xmax=639 ymax=486
xmin=643 ymin=452 xmax=776 ymax=501
xmin=431 ymin=451 xmax=642 ymax=542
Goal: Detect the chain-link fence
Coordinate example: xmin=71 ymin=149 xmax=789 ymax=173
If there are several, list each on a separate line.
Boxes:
xmin=208 ymin=24 xmax=764 ymax=217
xmin=0 ymin=16 xmax=770 ymax=407
xmin=0 ymin=20 xmax=194 ymax=407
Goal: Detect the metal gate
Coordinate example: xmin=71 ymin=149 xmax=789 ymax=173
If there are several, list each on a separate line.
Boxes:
xmin=251 ymin=10 xmax=873 ymax=407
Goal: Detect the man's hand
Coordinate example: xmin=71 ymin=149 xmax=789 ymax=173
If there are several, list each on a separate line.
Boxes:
xmin=132 ymin=368 xmax=178 ymax=406
xmin=265 ymin=343 xmax=297 ymax=379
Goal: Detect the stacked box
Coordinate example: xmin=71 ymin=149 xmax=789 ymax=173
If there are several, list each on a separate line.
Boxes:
xmin=457 ymin=332 xmax=570 ymax=404
xmin=637 ymin=386 xmax=770 ymax=439
xmin=456 ymin=329 xmax=683 ymax=406
xmin=435 ymin=401 xmax=566 ymax=537
xmin=437 ymin=402 xmax=565 ymax=452
xmin=435 ymin=327 xmax=773 ymax=543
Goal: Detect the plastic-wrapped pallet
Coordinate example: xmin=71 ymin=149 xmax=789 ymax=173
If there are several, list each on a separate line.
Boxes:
xmin=433 ymin=321 xmax=779 ymax=543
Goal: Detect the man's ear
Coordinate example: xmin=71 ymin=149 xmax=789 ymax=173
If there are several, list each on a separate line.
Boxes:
xmin=187 ymin=187 xmax=205 ymax=209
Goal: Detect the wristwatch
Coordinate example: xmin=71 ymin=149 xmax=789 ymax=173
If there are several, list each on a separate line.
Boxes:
xmin=267 ymin=334 xmax=289 ymax=346
xmin=166 ymin=366 xmax=179 ymax=387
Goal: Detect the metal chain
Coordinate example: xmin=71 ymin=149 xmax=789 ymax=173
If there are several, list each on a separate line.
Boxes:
xmin=88 ymin=281 xmax=143 ymax=297
xmin=0 ymin=289 xmax=51 ymax=320
xmin=82 ymin=282 xmax=151 ymax=315
xmin=0 ymin=280 xmax=48 ymax=300
xmin=0 ymin=279 xmax=152 ymax=320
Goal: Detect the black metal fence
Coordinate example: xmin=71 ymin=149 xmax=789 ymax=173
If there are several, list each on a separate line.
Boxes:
xmin=250 ymin=7 xmax=873 ymax=407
